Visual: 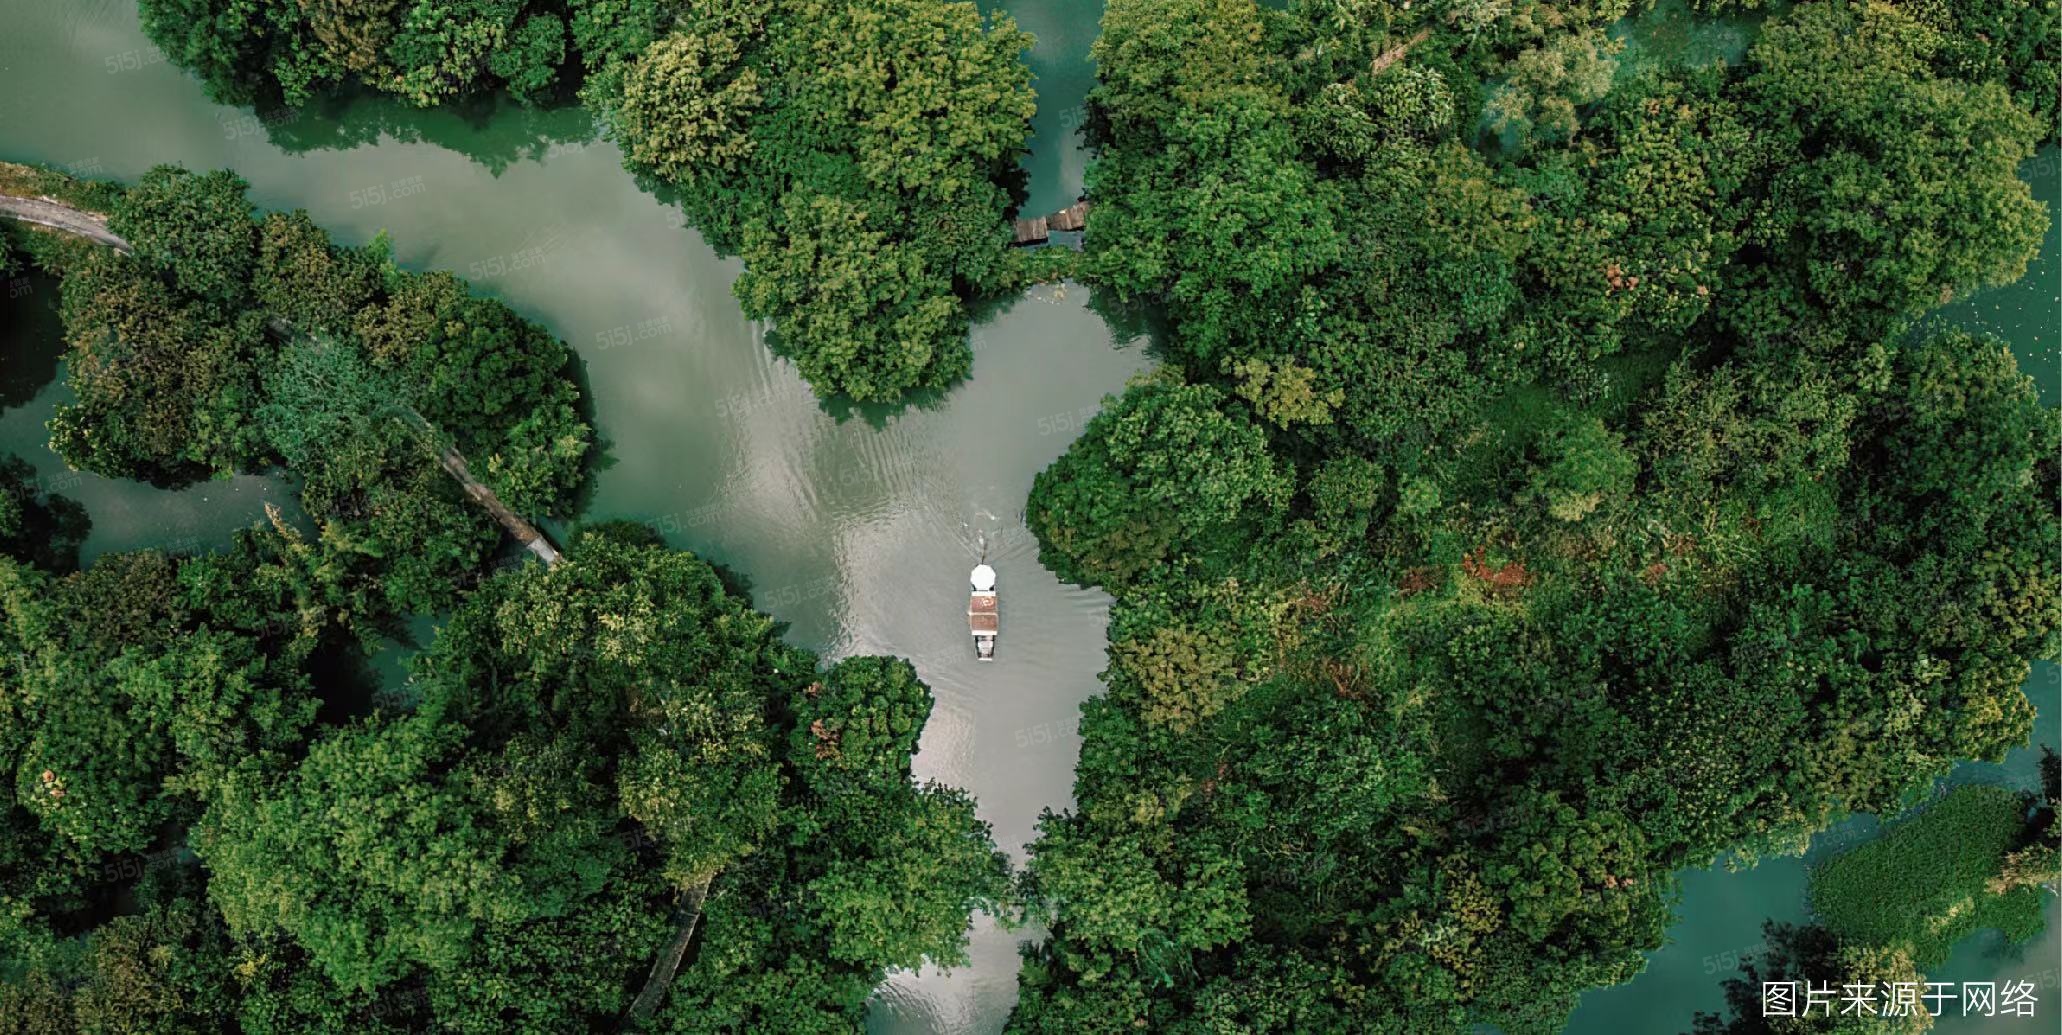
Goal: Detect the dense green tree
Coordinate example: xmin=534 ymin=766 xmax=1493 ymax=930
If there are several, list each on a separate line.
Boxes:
xmin=566 ymin=0 xmax=683 ymax=83
xmin=737 ymin=193 xmax=969 ymax=402
xmin=789 ymin=656 xmax=932 ymax=796
xmin=1512 ymin=66 xmax=1749 ymax=369
xmin=181 ymin=529 xmax=1008 ymax=1025
xmin=1910 ymin=0 xmax=2062 ymax=132
xmin=4 ymin=556 xmax=313 ymax=857
xmin=1526 ymin=408 xmax=1636 ymax=521
xmin=1486 ymin=29 xmax=1623 ymax=146
xmin=0 ymin=553 xmax=312 ymax=862
xmin=1012 ymin=1 xmax=2059 ymax=1030
xmin=199 ymin=713 xmax=617 ymax=991
xmin=611 ymin=0 xmax=1035 ymax=401
xmin=0 ymin=872 xmax=240 ymax=1035
xmin=140 ymin=0 xmax=570 ymax=107
xmin=108 ymin=165 xmax=258 ymax=307
xmin=348 ymin=268 xmax=587 ymax=513
xmin=606 ymin=28 xmax=762 ymax=184
xmin=1028 ymin=373 xmax=1291 ymax=590
xmin=27 ymin=0 xmax=2062 ymax=1029
xmin=1728 ymin=0 xmax=2047 ymax=342
xmin=47 ymin=252 xmax=274 ymax=481
xmin=253 ymin=210 xmax=384 ymax=336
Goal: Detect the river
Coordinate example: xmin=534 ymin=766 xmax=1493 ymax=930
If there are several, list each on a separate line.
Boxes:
xmin=0 ymin=2 xmax=2053 ymax=1033
xmin=0 ymin=3 xmax=1141 ymax=1031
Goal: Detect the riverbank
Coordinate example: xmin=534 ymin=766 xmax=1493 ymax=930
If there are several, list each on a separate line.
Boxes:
xmin=0 ymin=3 xmax=1147 ymax=1030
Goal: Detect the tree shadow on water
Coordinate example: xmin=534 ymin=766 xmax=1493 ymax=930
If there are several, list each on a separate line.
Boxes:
xmin=0 ymin=271 xmax=65 ymax=413
xmin=253 ymin=88 xmax=601 ymax=177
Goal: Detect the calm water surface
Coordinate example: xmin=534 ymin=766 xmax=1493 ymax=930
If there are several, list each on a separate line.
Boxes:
xmin=0 ymin=3 xmax=1143 ymax=1030
xmin=0 ymin=3 xmax=2053 ymax=1033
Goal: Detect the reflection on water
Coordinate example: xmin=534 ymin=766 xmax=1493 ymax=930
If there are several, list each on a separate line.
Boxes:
xmin=1 ymin=4 xmax=1150 ymax=1031
xmin=977 ymin=0 xmax=1105 ymax=217
xmin=0 ymin=273 xmax=61 ymax=409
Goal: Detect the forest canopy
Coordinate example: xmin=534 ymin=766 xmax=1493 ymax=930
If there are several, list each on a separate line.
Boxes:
xmin=0 ymin=515 xmax=1006 ymax=1030
xmin=1010 ymin=0 xmax=2060 ymax=1031
xmin=2 ymin=0 xmax=2057 ymax=1029
xmin=16 ymin=162 xmax=593 ymax=624
xmin=0 ymin=84 xmax=1017 ymax=1035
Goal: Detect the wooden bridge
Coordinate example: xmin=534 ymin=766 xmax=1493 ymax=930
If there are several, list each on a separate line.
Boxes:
xmin=0 ymin=188 xmax=564 ymax=568
xmin=1012 ymin=198 xmax=1090 ymax=247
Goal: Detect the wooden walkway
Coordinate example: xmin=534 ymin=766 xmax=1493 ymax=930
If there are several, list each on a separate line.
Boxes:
xmin=1 ymin=190 xmax=564 ymax=568
xmin=1012 ymin=199 xmax=1090 ymax=247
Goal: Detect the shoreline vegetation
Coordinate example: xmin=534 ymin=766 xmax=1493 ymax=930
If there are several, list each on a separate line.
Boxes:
xmin=139 ymin=0 xmax=1055 ymax=404
xmin=0 ymin=0 xmax=2056 ymax=1031
xmin=1693 ymin=770 xmax=2060 ymax=1034
xmin=1 ymin=158 xmax=590 ymax=624
xmin=0 ymin=160 xmax=1009 ymax=1030
xmin=0 ymin=166 xmax=567 ymax=567
xmin=1006 ymin=0 xmax=2058 ymax=1031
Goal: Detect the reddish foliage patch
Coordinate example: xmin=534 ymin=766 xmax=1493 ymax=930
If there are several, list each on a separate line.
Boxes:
xmin=1462 ymin=548 xmax=1532 ymax=591
xmin=1201 ymin=759 xmax=1230 ymax=801
xmin=808 ymin=718 xmax=840 ymax=760
xmin=1603 ymin=261 xmax=1641 ymax=293
xmin=1397 ymin=566 xmax=1442 ymax=597
xmin=1295 ymin=583 xmax=1340 ymax=615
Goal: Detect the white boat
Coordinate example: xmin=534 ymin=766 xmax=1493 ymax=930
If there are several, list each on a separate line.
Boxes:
xmin=969 ymin=562 xmax=997 ymax=661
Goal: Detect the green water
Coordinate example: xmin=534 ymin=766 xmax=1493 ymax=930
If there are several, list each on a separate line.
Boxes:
xmin=0 ymin=3 xmax=1145 ymax=1030
xmin=982 ymin=0 xmax=1103 ymax=217
xmin=0 ymin=3 xmax=2054 ymax=1032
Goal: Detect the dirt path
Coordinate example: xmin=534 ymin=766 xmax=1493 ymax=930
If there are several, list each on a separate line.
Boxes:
xmin=1 ymin=190 xmax=563 ymax=567
xmin=0 ymin=193 xmax=132 ymax=252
